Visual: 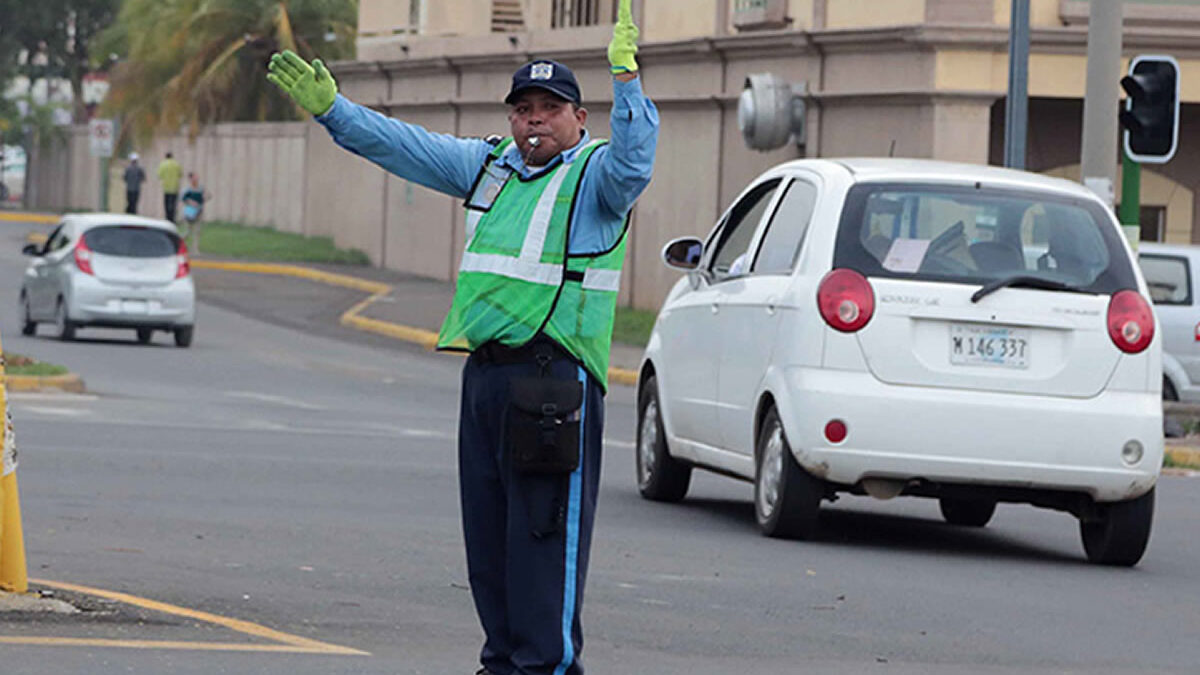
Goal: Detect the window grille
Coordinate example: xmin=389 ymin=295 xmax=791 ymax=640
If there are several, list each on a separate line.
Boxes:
xmin=551 ymin=0 xmax=618 ymax=28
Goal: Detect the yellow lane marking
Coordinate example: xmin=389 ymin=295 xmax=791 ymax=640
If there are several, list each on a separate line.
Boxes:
xmin=0 ymin=637 xmax=355 ymax=653
xmin=0 ymin=578 xmax=369 ymax=656
xmin=0 ymin=212 xmax=58 ymax=224
xmin=191 ymin=259 xmax=642 ymax=386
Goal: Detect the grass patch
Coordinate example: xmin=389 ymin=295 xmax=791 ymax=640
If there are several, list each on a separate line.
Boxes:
xmin=612 ymin=306 xmax=659 ymax=347
xmin=3 ymin=353 xmax=69 ymax=377
xmin=191 ymin=220 xmax=370 ymax=265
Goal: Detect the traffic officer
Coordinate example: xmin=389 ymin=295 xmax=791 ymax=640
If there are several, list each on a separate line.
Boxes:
xmin=267 ymin=1 xmax=657 ymax=672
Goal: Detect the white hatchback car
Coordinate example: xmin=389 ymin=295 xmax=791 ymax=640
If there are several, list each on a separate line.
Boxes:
xmin=19 ymin=214 xmax=196 ymax=346
xmin=637 ymin=159 xmax=1161 ymax=566
xmin=1137 ymin=243 xmax=1200 ymax=402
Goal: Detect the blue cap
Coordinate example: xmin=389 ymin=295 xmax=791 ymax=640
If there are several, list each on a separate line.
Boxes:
xmin=504 ymin=60 xmax=582 ymax=106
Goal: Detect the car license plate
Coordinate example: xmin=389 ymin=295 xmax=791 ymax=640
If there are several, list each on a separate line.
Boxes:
xmin=122 ymin=299 xmax=149 ymax=314
xmin=949 ymin=324 xmax=1030 ymax=369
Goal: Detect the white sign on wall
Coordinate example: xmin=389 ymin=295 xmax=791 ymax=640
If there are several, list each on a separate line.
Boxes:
xmin=88 ymin=118 xmax=114 ymax=158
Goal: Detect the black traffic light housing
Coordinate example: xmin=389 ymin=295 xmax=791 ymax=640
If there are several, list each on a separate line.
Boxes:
xmin=1120 ymin=55 xmax=1180 ymax=164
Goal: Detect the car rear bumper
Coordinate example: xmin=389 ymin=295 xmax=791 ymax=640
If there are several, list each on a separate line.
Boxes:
xmin=69 ymin=276 xmax=195 ymax=327
xmin=777 ymin=367 xmax=1161 ymax=503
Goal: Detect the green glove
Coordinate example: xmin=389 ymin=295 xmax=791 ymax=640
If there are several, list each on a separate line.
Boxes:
xmin=607 ymin=0 xmax=639 ymax=75
xmin=266 ymin=50 xmax=338 ymax=116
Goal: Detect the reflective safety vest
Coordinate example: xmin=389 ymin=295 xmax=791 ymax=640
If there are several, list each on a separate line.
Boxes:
xmin=437 ymin=138 xmax=628 ymax=387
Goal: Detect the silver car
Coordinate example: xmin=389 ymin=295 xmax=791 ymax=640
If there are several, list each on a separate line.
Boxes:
xmin=19 ymin=214 xmax=196 ymax=346
xmin=1138 ymin=242 xmax=1200 ymax=401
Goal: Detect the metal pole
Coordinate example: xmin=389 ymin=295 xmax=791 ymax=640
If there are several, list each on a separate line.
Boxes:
xmin=1080 ymin=0 xmax=1123 ymax=206
xmin=1120 ymin=149 xmax=1141 ymax=226
xmin=100 ymin=156 xmax=110 ymax=212
xmin=1004 ymin=0 xmax=1030 ymax=169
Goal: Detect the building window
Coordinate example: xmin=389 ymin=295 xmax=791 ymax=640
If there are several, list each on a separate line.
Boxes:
xmin=733 ymin=0 xmax=791 ymax=31
xmin=492 ymin=0 xmax=526 ymax=32
xmin=410 ymin=0 xmax=422 ymax=32
xmin=552 ymin=0 xmax=617 ymax=28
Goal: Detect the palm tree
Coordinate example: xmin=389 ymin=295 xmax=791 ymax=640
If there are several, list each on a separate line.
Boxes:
xmin=99 ymin=0 xmax=356 ymax=145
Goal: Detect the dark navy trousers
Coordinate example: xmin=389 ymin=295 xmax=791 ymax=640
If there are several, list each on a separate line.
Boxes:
xmin=458 ymin=348 xmax=604 ymax=675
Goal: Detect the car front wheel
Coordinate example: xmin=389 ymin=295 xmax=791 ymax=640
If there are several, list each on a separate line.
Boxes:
xmin=755 ymin=407 xmax=823 ymax=540
xmin=636 ymin=375 xmax=691 ymax=502
xmin=136 ymin=328 xmax=154 ymax=344
xmin=20 ymin=293 xmax=35 ymax=336
xmin=1080 ymin=488 xmax=1154 ymax=567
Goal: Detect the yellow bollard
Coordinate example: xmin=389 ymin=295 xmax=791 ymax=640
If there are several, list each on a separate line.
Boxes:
xmin=0 ymin=334 xmax=29 ymax=593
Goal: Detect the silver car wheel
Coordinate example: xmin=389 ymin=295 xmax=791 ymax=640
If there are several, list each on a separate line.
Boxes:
xmin=638 ymin=397 xmax=660 ymax=489
xmin=757 ymin=424 xmax=785 ymax=520
xmin=54 ymin=301 xmax=66 ymax=334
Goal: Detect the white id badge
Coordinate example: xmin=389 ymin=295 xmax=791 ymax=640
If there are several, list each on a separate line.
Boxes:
xmin=467 ymin=164 xmax=513 ymax=212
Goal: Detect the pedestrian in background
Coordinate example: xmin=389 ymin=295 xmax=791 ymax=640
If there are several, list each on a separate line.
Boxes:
xmin=157 ymin=151 xmax=183 ymax=222
xmin=180 ymin=172 xmax=209 ymax=252
xmin=268 ymin=1 xmax=657 ymax=672
xmin=122 ymin=153 xmax=145 ymax=214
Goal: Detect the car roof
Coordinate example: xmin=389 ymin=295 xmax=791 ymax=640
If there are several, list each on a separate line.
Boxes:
xmin=63 ymin=212 xmax=179 ymax=233
xmin=770 ymin=158 xmax=1101 ymax=201
xmin=1136 ymin=242 xmax=1200 ymax=257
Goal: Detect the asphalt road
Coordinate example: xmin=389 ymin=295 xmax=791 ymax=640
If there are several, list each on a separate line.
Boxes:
xmin=2 ymin=218 xmax=1199 ymax=675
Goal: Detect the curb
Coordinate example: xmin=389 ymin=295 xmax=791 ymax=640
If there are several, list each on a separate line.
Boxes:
xmin=193 ymin=259 xmax=642 ymax=387
xmin=0 ymin=212 xmax=58 ymax=225
xmin=0 ymin=374 xmax=86 ymax=394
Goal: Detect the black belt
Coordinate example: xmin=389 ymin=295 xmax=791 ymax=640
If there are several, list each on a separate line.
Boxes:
xmin=473 ymin=335 xmax=573 ymax=367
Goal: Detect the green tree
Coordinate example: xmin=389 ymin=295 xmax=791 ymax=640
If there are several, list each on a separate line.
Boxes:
xmin=0 ymin=0 xmax=119 ymax=123
xmin=99 ymin=0 xmax=356 ymax=145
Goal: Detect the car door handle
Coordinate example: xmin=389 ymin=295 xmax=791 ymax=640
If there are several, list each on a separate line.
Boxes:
xmin=711 ymin=302 xmax=719 ymax=314
xmin=766 ymin=304 xmax=776 ymax=316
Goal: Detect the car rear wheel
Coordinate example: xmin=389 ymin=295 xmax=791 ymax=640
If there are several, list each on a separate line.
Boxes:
xmin=939 ymin=498 xmax=997 ymax=527
xmin=20 ymin=293 xmax=35 ymax=336
xmin=174 ymin=325 xmax=194 ymax=348
xmin=1080 ymin=488 xmax=1154 ymax=567
xmin=755 ymin=407 xmax=823 ymax=540
xmin=54 ymin=299 xmax=76 ymax=341
xmin=636 ymin=375 xmax=691 ymax=502
xmin=136 ymin=328 xmax=154 ymax=344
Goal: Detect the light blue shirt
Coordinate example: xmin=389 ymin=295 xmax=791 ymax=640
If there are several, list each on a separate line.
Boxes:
xmin=316 ymin=78 xmax=659 ymax=254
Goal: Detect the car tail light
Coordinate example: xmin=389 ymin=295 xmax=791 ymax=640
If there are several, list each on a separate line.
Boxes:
xmin=817 ymin=269 xmax=875 ymax=333
xmin=825 ymin=420 xmax=848 ymax=444
xmin=175 ymin=239 xmax=191 ymax=279
xmin=1193 ymin=322 xmax=1200 ymax=342
xmin=1107 ymin=289 xmax=1154 ymax=354
xmin=74 ymin=236 xmax=94 ymax=275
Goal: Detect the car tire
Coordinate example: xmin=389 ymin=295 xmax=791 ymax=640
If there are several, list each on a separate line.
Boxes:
xmin=174 ymin=325 xmax=194 ymax=348
xmin=20 ymin=293 xmax=35 ymax=336
xmin=755 ymin=407 xmax=823 ymax=540
xmin=136 ymin=327 xmax=154 ymax=344
xmin=55 ymin=299 xmax=76 ymax=342
xmin=636 ymin=375 xmax=692 ymax=502
xmin=1162 ymin=376 xmax=1179 ymax=402
xmin=939 ymin=498 xmax=997 ymax=527
xmin=1080 ymin=488 xmax=1154 ymax=567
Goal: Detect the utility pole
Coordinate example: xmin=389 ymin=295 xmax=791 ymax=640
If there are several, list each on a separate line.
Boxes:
xmin=1004 ymin=0 xmax=1030 ymax=169
xmin=1079 ymin=0 xmax=1123 ymax=207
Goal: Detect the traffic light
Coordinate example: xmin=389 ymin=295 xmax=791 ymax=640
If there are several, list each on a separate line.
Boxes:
xmin=1119 ymin=55 xmax=1180 ymax=164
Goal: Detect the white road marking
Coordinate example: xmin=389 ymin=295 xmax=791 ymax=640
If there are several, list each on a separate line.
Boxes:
xmin=605 ymin=438 xmax=636 ymax=449
xmin=224 ymin=391 xmax=326 ymax=411
xmin=7 ymin=392 xmax=99 ymax=402
xmin=20 ymin=406 xmax=91 ymax=417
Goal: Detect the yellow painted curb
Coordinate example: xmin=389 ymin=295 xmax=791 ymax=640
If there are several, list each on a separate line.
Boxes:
xmin=197 ymin=260 xmax=643 ymax=386
xmin=0 ymin=374 xmax=85 ymax=394
xmin=1165 ymin=445 xmax=1200 ymax=469
xmin=0 ymin=212 xmax=58 ymax=224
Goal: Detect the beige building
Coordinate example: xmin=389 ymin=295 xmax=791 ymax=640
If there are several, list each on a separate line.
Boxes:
xmin=28 ymin=0 xmax=1200 ymax=310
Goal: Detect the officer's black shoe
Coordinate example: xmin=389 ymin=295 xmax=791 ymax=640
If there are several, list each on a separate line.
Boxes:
xmin=474 ymin=669 xmax=497 ymax=675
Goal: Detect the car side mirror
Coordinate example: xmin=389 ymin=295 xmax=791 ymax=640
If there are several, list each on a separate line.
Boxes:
xmin=22 ymin=243 xmax=41 ymax=256
xmin=662 ymin=237 xmax=703 ymax=271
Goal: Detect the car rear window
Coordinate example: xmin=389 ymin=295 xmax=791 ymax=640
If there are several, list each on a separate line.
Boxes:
xmin=84 ymin=226 xmax=180 ymax=258
xmin=833 ymin=183 xmax=1138 ymax=294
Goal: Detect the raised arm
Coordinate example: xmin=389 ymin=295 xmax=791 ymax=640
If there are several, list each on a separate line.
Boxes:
xmin=595 ymin=0 xmax=659 ymax=216
xmin=268 ymin=50 xmax=490 ymax=199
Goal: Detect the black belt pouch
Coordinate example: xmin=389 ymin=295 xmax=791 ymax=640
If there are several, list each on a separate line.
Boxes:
xmin=506 ymin=377 xmax=583 ymax=474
